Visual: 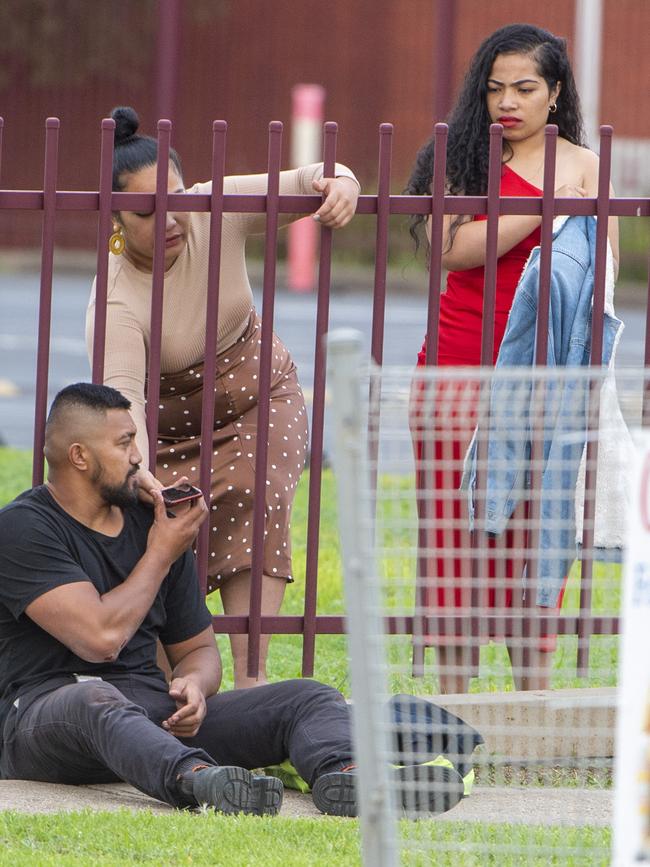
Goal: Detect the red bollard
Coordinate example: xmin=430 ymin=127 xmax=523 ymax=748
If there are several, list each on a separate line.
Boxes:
xmin=288 ymin=84 xmax=325 ymax=293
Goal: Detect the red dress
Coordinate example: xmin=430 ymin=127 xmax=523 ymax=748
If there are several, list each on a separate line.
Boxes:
xmin=410 ymin=165 xmax=563 ymax=650
xmin=436 ymin=163 xmax=542 ymax=367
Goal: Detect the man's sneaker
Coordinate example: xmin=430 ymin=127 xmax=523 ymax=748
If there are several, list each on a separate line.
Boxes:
xmin=177 ymin=765 xmax=283 ymax=815
xmin=250 ymin=774 xmax=284 ymax=816
xmin=396 ymin=764 xmax=465 ymax=817
xmin=311 ymin=763 xmax=464 ymax=818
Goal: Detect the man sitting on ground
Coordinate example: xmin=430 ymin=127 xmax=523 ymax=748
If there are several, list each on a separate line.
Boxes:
xmin=0 ymin=383 xmax=468 ymax=816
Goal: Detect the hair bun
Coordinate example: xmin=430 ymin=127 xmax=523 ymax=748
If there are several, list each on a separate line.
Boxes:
xmin=111 ymin=106 xmax=139 ymax=145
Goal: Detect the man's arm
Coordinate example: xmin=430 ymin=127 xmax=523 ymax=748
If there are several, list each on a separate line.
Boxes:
xmin=160 ymin=625 xmax=222 ymax=738
xmin=25 ymin=492 xmax=207 ymax=663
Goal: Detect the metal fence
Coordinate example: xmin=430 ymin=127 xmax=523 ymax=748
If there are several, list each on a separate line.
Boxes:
xmin=328 ymin=337 xmax=641 ymax=865
xmin=1 ymin=116 xmax=648 ymax=680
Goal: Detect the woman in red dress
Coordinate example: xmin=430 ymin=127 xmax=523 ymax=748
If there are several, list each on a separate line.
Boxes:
xmin=407 ymin=23 xmax=619 ymax=692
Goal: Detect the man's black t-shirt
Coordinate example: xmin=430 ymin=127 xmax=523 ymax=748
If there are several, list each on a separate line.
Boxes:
xmin=0 ymin=486 xmax=212 ymax=734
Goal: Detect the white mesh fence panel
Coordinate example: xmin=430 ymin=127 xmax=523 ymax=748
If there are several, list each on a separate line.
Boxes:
xmin=328 ymin=329 xmax=645 ymax=866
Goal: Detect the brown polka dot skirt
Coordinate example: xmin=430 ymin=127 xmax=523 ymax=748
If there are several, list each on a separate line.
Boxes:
xmin=154 ymin=311 xmax=308 ymax=593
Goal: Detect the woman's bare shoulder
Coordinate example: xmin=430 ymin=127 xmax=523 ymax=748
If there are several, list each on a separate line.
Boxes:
xmin=557 ymin=138 xmax=597 ymax=164
xmin=557 ymin=140 xmax=601 ymax=187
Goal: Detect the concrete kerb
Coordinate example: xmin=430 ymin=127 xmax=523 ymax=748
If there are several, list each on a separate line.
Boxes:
xmin=0 ymin=779 xmax=613 ymax=826
xmin=0 ymin=780 xmax=322 ymax=818
xmin=438 ymin=686 xmax=617 ymax=762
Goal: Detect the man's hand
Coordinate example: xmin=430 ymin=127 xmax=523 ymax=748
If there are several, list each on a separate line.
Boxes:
xmin=147 ymin=488 xmax=207 ymax=566
xmin=136 ymin=470 xmax=194 ymax=506
xmin=162 ymin=676 xmax=207 ymax=738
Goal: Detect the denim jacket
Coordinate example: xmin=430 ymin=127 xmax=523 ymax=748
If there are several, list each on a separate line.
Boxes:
xmin=465 ymin=215 xmax=622 ymax=607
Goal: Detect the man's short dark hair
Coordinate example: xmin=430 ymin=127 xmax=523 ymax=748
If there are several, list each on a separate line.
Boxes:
xmin=46 ymin=383 xmax=131 ymax=428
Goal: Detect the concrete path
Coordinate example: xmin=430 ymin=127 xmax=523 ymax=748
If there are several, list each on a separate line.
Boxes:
xmin=0 ymin=780 xmax=611 ymax=825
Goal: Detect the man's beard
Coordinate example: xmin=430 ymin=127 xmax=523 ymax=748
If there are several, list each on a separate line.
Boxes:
xmin=93 ymin=464 xmax=139 ymax=509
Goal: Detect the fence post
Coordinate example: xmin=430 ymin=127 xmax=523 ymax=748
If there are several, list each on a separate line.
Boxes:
xmin=433 ymin=0 xmax=456 ymax=122
xmin=32 ymin=118 xmax=59 ymax=486
xmin=155 ymin=0 xmax=182 ymax=125
xmin=327 ymin=328 xmax=397 ymax=867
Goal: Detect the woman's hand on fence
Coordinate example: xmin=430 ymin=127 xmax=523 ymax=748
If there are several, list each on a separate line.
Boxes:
xmin=312 ymin=176 xmax=359 ymax=228
xmin=554 ymin=183 xmax=587 ymax=198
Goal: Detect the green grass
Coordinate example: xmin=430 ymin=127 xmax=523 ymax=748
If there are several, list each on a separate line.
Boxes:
xmin=0 ymin=448 xmax=620 ymax=695
xmin=400 ymin=820 xmax=611 ymax=866
xmin=0 ymin=810 xmax=360 ymax=867
xmin=212 ymin=468 xmax=619 ymax=695
xmin=0 ymin=810 xmax=611 ymax=866
xmin=618 ymin=216 xmax=650 ymax=284
xmin=0 ymin=447 xmax=32 ymax=504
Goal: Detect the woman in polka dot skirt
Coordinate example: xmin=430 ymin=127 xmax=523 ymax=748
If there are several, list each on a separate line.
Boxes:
xmin=86 ymin=107 xmax=360 ymax=687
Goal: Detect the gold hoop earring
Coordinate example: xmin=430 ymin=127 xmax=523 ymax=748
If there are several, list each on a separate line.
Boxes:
xmin=109 ymin=227 xmax=125 ymax=255
xmin=548 ymin=103 xmax=558 ymax=114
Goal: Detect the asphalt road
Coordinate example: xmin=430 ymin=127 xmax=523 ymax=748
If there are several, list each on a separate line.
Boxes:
xmin=0 ymin=269 xmax=647 ymax=453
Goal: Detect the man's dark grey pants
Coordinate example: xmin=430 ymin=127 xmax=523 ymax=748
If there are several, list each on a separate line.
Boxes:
xmin=0 ymin=675 xmax=353 ymax=807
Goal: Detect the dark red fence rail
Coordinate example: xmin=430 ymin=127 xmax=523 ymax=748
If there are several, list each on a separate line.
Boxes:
xmin=2 ymin=117 xmax=649 ymax=680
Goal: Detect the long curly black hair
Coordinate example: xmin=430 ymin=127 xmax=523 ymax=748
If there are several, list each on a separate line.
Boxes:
xmin=407 ymin=23 xmax=586 ymax=254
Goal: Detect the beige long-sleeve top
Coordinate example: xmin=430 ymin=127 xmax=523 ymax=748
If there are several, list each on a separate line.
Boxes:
xmin=86 ymin=163 xmax=357 ymax=467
